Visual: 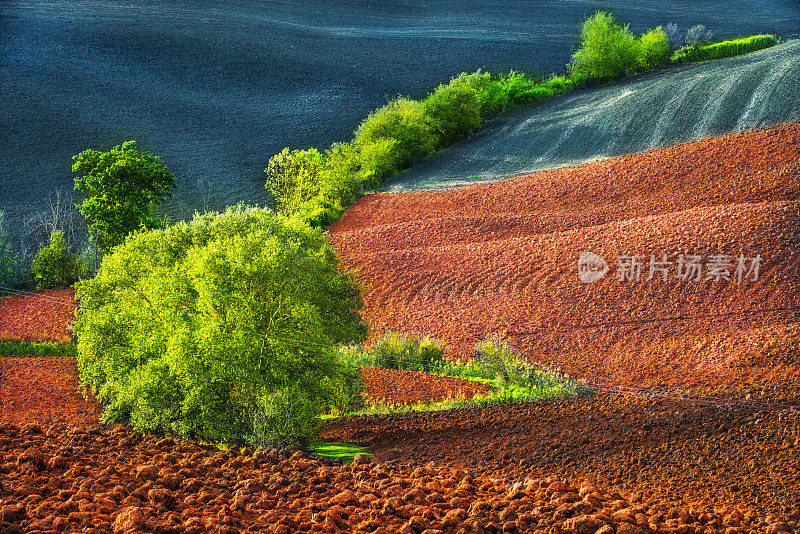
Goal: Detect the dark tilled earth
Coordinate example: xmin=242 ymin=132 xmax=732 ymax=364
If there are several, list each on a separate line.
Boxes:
xmin=322 ymin=388 xmax=800 ymax=524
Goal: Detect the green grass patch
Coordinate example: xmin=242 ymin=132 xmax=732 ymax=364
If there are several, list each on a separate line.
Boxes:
xmin=349 ymin=377 xmax=593 ymax=417
xmin=0 ymin=339 xmax=77 ymax=356
xmin=309 ymin=442 xmax=372 ymax=464
xmin=671 ymin=35 xmax=779 ymax=64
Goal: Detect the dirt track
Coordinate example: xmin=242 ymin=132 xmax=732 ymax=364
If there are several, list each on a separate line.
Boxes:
xmin=327 ymin=122 xmax=800 ymax=388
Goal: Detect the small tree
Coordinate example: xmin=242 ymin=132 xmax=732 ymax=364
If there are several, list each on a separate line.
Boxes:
xmin=72 ymin=140 xmax=175 ymax=251
xmin=638 ymin=26 xmax=671 ymax=69
xmin=265 ymin=147 xmax=325 ymax=216
xmin=30 ymin=230 xmax=82 ymax=290
xmin=570 ymin=12 xmax=642 ymax=82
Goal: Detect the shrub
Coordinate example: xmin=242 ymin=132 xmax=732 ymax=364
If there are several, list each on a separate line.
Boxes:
xmin=638 ymin=26 xmax=671 ymax=69
xmin=73 ymin=206 xmax=367 ymax=446
xmin=442 ymin=70 xmax=502 ymax=114
xmin=265 ymin=148 xmax=325 ymax=216
xmin=422 ymin=81 xmax=483 ymax=148
xmin=671 ymin=34 xmax=779 ymax=64
xmin=474 ymin=335 xmax=539 ymax=386
xmin=570 ymin=12 xmax=642 ymax=82
xmin=371 ymin=332 xmax=446 ymax=372
xmin=72 ymin=140 xmax=175 ymax=251
xmin=30 ymin=230 xmax=82 ymax=290
xmin=353 ymin=97 xmax=437 ymax=169
xmin=504 ymin=73 xmax=582 ymax=108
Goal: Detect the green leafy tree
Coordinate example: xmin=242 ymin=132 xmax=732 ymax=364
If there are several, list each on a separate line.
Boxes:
xmin=638 ymin=26 xmax=671 ymax=69
xmin=30 ymin=230 xmax=83 ymax=290
xmin=72 ymin=140 xmax=175 ymax=251
xmin=73 ymin=206 xmax=367 ymax=446
xmin=570 ymin=11 xmax=642 ymax=82
xmin=264 ymin=147 xmax=325 ymax=216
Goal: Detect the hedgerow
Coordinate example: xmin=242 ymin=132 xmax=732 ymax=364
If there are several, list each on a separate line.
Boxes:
xmin=267 ymin=70 xmax=577 ymax=226
xmin=671 ymin=34 xmax=779 ymax=64
xmin=265 ymin=12 xmax=697 ymax=226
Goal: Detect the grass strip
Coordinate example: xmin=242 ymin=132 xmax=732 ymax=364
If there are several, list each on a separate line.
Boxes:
xmin=0 ymin=339 xmax=77 ymax=356
xmin=324 ymin=372 xmax=594 ymax=419
xmin=308 ymin=442 xmax=372 ymax=465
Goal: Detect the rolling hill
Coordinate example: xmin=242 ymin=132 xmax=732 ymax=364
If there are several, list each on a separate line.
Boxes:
xmin=329 ymin=122 xmax=800 ymax=388
xmin=388 ymin=39 xmax=800 ymax=192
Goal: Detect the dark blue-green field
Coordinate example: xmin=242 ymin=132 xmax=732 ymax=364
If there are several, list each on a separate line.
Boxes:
xmin=2 ymin=0 xmax=799 ymax=236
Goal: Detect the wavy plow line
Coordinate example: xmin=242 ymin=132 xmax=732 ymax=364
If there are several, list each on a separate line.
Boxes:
xmin=647 ymin=74 xmax=712 ymax=149
xmin=505 ymin=92 xmax=585 ymax=137
xmin=691 ymin=64 xmax=762 ymax=140
xmin=603 ymin=78 xmax=680 ymax=156
xmin=736 ymin=56 xmax=797 ymax=132
xmin=536 ymin=89 xmax=636 ymax=163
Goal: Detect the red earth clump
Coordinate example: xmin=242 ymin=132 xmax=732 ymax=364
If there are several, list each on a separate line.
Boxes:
xmin=2 ymin=420 xmax=789 ymax=534
xmin=360 ymin=367 xmax=490 ymax=405
xmin=0 ymin=288 xmax=76 ymax=342
xmin=327 ymin=122 xmax=800 ymax=388
xmin=323 ymin=389 xmax=800 ymax=523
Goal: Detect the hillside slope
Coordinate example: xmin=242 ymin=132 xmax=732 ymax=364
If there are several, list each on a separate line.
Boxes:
xmin=388 ymin=39 xmax=800 ymax=192
xmin=328 ymin=122 xmax=800 ymax=388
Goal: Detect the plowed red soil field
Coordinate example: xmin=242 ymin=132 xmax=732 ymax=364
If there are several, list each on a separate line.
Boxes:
xmin=323 ymin=392 xmax=800 ymax=524
xmin=0 ymin=357 xmax=99 ymax=426
xmin=361 ymin=368 xmax=490 ymax=405
xmin=0 ymin=288 xmax=76 ymax=342
xmin=327 ymin=122 xmax=800 ymax=389
xmin=2 ymin=420 xmax=791 ymax=534
xmin=2 ymin=125 xmax=800 ymax=532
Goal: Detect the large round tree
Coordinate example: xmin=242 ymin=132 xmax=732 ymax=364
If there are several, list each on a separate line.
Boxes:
xmin=73 ymin=206 xmax=367 ymax=447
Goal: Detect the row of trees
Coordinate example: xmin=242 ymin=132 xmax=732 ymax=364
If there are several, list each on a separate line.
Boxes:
xmin=264 ymin=13 xmax=717 ymax=225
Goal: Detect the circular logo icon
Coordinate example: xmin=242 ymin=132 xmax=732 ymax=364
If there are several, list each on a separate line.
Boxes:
xmin=578 ymin=252 xmax=608 ymax=284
